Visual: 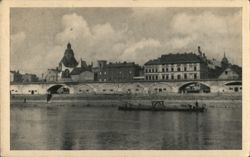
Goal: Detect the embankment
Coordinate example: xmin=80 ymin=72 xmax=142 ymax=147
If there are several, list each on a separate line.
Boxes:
xmin=10 ymin=93 xmax=242 ymax=108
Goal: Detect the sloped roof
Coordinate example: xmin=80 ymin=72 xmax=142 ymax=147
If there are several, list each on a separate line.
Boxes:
xmin=145 ymin=53 xmax=204 ymax=65
xmin=208 ymin=64 xmax=242 ymax=79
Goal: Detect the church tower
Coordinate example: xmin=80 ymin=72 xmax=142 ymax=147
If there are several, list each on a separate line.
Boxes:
xmin=221 ymin=52 xmax=229 ymax=68
xmin=59 ymin=43 xmax=79 ymax=79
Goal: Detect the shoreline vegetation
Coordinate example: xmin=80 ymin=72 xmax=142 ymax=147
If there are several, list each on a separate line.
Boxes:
xmin=10 ymin=93 xmax=242 ymax=108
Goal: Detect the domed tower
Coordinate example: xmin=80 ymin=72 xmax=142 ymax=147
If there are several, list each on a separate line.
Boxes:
xmin=60 ymin=43 xmax=78 ymax=67
xmin=59 ymin=43 xmax=78 ymax=78
xmin=221 ymin=52 xmax=229 ymax=68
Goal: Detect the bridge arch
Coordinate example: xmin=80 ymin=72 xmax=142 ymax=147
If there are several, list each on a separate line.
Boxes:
xmin=47 ymin=84 xmax=71 ymax=94
xmin=178 ymin=82 xmax=211 ymax=93
xmin=224 ymin=81 xmax=242 ymax=92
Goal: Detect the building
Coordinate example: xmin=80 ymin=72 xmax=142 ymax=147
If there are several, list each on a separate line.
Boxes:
xmin=10 ymin=71 xmax=23 ymax=82
xmin=57 ymin=43 xmax=92 ymax=82
xmin=44 ymin=68 xmax=59 ymax=82
xmin=218 ymin=65 xmax=242 ymax=80
xmin=58 ymin=43 xmax=79 ymax=80
xmin=96 ymin=61 xmax=141 ymax=82
xmin=144 ymin=48 xmax=208 ymax=81
xmin=22 ymin=73 xmax=39 ymax=82
xmin=70 ymin=68 xmax=94 ymax=82
xmin=207 ymin=53 xmax=242 ymax=80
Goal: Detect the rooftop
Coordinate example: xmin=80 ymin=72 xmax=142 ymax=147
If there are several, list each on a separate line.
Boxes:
xmin=104 ymin=62 xmax=139 ymax=68
xmin=145 ymin=53 xmax=204 ymax=65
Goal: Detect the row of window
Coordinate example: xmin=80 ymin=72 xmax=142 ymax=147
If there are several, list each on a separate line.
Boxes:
xmin=99 ymin=71 xmax=133 ymax=75
xmin=145 ymin=66 xmax=197 ymax=73
xmin=146 ymin=73 xmax=198 ymax=80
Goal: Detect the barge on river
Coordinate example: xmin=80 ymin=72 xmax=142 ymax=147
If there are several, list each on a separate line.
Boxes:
xmin=118 ymin=100 xmax=207 ymax=112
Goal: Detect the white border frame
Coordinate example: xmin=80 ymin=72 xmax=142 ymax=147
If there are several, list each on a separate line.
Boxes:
xmin=0 ymin=0 xmax=249 ymax=157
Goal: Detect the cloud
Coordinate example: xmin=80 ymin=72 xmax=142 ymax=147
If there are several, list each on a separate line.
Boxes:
xmin=10 ymin=9 xmax=242 ymax=76
xmin=119 ymin=38 xmax=161 ymax=63
xmin=165 ymin=11 xmax=242 ymax=64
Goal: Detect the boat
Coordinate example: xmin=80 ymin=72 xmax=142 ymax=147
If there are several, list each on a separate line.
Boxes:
xmin=118 ymin=100 xmax=207 ymax=112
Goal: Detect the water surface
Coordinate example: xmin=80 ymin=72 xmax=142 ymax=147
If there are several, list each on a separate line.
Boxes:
xmin=11 ymin=103 xmax=241 ymax=150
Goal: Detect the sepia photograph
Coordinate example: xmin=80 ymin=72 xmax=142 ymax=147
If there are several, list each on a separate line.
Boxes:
xmin=1 ymin=0 xmax=249 ymax=157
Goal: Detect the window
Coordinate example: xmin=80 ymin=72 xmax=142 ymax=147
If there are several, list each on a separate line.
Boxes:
xmin=156 ymin=75 xmax=158 ymax=80
xmin=163 ymin=88 xmax=166 ymax=91
xmin=128 ymin=89 xmax=131 ymax=91
xmin=194 ymin=74 xmax=197 ymax=79
xmin=162 ymin=68 xmax=165 ymax=72
xmin=171 ymin=75 xmax=174 ymax=80
xmin=225 ymin=71 xmax=228 ymax=75
xmin=145 ymin=69 xmax=148 ymax=73
xmin=162 ymin=75 xmax=165 ymax=79
xmin=166 ymin=68 xmax=168 ymax=72
xmin=110 ymin=89 xmax=113 ymax=91
xmin=155 ymin=69 xmax=158 ymax=72
xmin=194 ymin=66 xmax=197 ymax=71
xmin=136 ymin=89 xmax=139 ymax=91
xmin=86 ymin=90 xmax=89 ymax=92
xmin=166 ymin=75 xmax=169 ymax=80
xmin=177 ymin=67 xmax=181 ymax=71
xmin=154 ymin=88 xmax=158 ymax=91
xmin=171 ymin=68 xmax=174 ymax=71
xmin=146 ymin=76 xmax=148 ymax=80
xmin=184 ymin=74 xmax=187 ymax=79
xmin=177 ymin=75 xmax=181 ymax=80
xmin=184 ymin=67 xmax=187 ymax=71
xmin=103 ymin=89 xmax=106 ymax=92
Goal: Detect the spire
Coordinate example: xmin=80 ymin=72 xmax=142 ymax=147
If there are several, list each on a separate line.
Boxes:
xmin=221 ymin=51 xmax=229 ymax=67
xmin=67 ymin=42 xmax=71 ymax=49
xmin=198 ymin=46 xmax=202 ymax=56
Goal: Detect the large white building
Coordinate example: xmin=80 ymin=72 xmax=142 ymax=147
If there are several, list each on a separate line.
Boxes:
xmin=144 ymin=51 xmax=208 ymax=81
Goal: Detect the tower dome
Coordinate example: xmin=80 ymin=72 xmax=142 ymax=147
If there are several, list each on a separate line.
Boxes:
xmin=60 ymin=42 xmax=78 ymax=68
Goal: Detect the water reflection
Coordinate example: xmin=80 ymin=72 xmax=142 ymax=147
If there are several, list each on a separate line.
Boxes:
xmin=11 ymin=104 xmax=241 ymax=150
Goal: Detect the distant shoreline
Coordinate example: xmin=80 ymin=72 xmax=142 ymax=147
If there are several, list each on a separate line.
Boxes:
xmin=10 ymin=93 xmax=242 ymax=108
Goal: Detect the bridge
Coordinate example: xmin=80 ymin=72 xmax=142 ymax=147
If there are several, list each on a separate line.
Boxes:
xmin=10 ymin=79 xmax=242 ymax=95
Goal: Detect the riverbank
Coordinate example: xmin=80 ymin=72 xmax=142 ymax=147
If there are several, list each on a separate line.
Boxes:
xmin=10 ymin=93 xmax=242 ymax=108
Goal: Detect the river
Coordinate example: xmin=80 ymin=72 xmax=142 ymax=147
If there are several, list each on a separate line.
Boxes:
xmin=10 ymin=102 xmax=241 ymax=150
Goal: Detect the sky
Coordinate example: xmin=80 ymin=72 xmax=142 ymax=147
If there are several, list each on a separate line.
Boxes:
xmin=10 ymin=8 xmax=242 ymax=76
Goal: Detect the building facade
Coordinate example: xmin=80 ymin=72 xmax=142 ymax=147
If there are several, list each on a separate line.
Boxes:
xmin=218 ymin=66 xmax=241 ymax=80
xmin=10 ymin=71 xmax=23 ymax=82
xmin=96 ymin=61 xmax=141 ymax=82
xmin=144 ymin=52 xmax=208 ymax=81
xmin=44 ymin=69 xmax=59 ymax=82
xmin=70 ymin=69 xmax=94 ymax=82
xmin=22 ymin=73 xmax=39 ymax=82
